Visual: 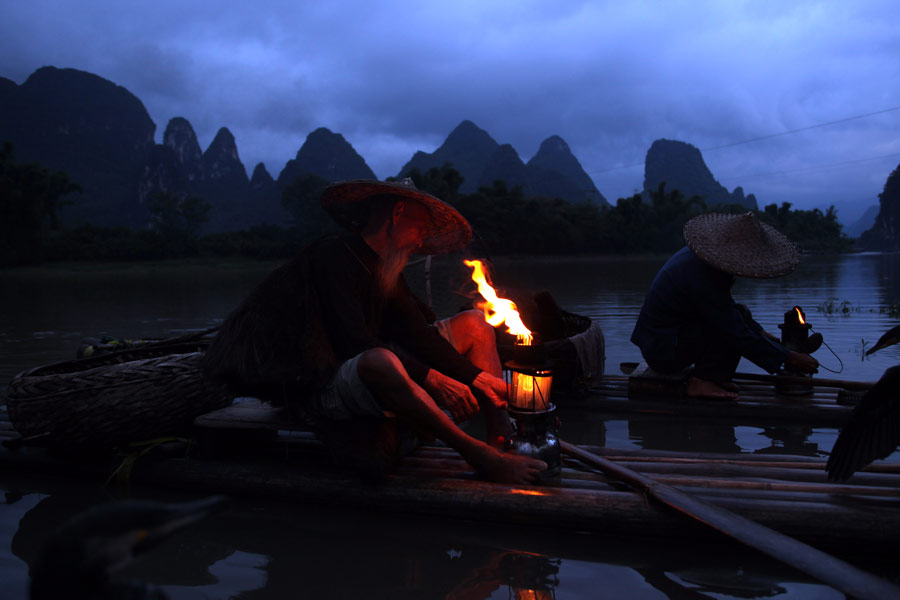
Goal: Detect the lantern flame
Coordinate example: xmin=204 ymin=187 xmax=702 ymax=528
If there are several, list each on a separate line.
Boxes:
xmin=464 ymin=259 xmax=533 ymax=345
xmin=795 ymin=307 xmax=805 ymax=325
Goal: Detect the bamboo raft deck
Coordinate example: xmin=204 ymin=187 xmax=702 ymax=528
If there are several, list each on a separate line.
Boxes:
xmin=2 ymin=398 xmax=898 ymax=553
xmin=567 ymin=367 xmax=864 ymax=426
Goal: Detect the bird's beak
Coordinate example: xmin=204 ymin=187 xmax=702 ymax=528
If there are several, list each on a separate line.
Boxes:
xmin=132 ymin=495 xmax=230 ymax=556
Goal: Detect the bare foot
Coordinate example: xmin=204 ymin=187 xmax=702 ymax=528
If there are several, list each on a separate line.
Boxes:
xmin=719 ymin=380 xmax=740 ymax=392
xmin=686 ymin=376 xmax=739 ymax=400
xmin=471 ymin=446 xmax=547 ymax=484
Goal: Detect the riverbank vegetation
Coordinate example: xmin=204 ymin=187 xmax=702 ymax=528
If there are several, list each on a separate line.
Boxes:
xmin=1 ymin=151 xmax=854 ymax=266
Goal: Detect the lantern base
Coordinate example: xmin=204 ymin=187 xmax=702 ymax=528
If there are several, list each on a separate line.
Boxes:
xmin=775 ymin=370 xmax=814 ymax=396
xmin=507 ymin=405 xmax=561 ymax=481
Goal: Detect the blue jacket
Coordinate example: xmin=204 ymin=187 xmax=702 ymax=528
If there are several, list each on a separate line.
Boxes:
xmin=630 ymin=246 xmax=788 ymax=373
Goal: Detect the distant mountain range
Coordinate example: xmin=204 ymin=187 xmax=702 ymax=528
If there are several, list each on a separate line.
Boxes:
xmin=399 ymin=120 xmax=608 ymax=205
xmin=3 ymin=65 xmax=857 ymax=234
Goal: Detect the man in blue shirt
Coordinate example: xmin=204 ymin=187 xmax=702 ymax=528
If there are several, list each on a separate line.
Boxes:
xmin=631 ymin=212 xmax=819 ymax=399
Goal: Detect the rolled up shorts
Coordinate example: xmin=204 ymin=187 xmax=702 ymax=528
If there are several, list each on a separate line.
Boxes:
xmin=310 ymin=318 xmax=456 ymax=421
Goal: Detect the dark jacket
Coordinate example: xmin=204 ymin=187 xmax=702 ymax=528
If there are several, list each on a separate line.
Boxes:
xmin=630 ymin=246 xmax=788 ymax=373
xmin=203 ymin=234 xmax=479 ymax=404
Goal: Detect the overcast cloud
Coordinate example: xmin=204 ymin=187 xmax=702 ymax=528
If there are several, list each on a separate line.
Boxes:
xmin=2 ymin=0 xmax=899 ymax=222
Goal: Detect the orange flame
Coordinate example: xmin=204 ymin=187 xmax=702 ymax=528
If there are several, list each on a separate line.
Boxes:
xmin=464 ymin=259 xmax=533 ymax=345
xmin=795 ymin=307 xmax=805 ymax=325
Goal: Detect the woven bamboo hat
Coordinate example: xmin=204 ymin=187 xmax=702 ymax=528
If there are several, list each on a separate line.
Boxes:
xmin=683 ymin=212 xmax=800 ymax=278
xmin=321 ymin=178 xmax=472 ymax=255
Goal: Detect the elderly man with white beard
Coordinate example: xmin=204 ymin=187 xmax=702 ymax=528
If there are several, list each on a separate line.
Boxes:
xmin=203 ymin=179 xmax=547 ymax=484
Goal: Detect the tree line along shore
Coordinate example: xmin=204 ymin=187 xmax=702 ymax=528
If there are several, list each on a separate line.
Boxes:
xmin=1 ymin=146 xmax=853 ymax=267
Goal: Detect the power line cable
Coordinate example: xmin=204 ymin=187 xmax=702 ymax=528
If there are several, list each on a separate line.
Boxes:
xmin=728 ymin=151 xmax=900 ymax=182
xmin=702 ymin=106 xmax=900 ymax=151
xmin=588 ymin=105 xmax=900 ymax=176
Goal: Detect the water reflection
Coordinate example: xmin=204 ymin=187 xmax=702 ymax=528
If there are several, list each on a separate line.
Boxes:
xmin=754 ymin=425 xmax=819 ymax=457
xmin=2 ymin=476 xmax=858 ymax=599
xmin=628 ymin=417 xmax=740 ymax=454
xmin=2 ymin=253 xmax=900 ymax=383
xmin=444 ymin=551 xmax=560 ymax=599
xmin=624 ymin=418 xmax=825 ymax=458
xmin=3 ymin=253 xmax=900 ymax=598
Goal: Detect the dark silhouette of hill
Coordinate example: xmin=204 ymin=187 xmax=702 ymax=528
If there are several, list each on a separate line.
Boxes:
xmin=858 ymin=161 xmax=900 ymax=250
xmin=527 ymin=135 xmax=607 ymax=205
xmin=399 ymin=120 xmax=608 ymax=205
xmin=4 ymin=66 xmax=802 ymax=235
xmin=399 ymin=120 xmax=500 ymax=194
xmin=643 ymin=139 xmax=757 ymax=210
xmin=0 ymin=66 xmax=156 ymax=228
xmin=0 ymin=68 xmax=383 ymax=232
xmin=276 ymin=127 xmax=376 ymax=187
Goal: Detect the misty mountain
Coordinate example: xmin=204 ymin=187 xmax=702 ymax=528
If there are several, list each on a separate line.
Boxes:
xmin=845 ymin=204 xmax=878 ymax=239
xmin=858 ymin=162 xmax=900 ymax=250
xmin=398 ymin=120 xmax=608 ymax=205
xmin=643 ymin=139 xmax=757 ymax=210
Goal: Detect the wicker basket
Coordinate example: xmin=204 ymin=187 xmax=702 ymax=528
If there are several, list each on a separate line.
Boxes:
xmin=6 ymin=344 xmax=233 ymax=448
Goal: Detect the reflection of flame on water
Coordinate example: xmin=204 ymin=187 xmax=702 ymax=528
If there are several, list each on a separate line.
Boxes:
xmin=464 ymin=259 xmax=532 ymax=345
xmin=795 ymin=307 xmax=806 ymax=325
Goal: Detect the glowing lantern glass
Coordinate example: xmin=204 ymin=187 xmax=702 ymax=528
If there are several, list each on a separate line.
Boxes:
xmin=506 ymin=361 xmax=553 ymax=412
xmin=504 ymin=347 xmax=561 ymax=480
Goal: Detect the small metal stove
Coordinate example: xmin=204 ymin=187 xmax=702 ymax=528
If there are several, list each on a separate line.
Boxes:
xmin=504 ymin=342 xmax=561 ymax=481
xmin=776 ymin=306 xmax=814 ymax=396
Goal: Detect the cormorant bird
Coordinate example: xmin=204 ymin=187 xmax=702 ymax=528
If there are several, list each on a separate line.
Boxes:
xmin=826 ymin=325 xmax=900 ymax=480
xmin=29 ymin=495 xmax=228 ymax=600
xmin=865 ymin=324 xmax=900 ymax=356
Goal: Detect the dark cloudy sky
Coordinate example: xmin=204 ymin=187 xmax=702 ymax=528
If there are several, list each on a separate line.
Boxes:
xmin=2 ymin=1 xmax=898 ymax=223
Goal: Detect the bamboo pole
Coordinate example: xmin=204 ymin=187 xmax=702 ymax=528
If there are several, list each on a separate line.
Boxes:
xmin=618 ymin=362 xmax=874 ymax=391
xmin=560 ymin=440 xmax=900 ymax=600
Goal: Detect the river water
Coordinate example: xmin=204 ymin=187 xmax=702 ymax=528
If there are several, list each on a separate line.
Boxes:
xmin=2 ymin=251 xmax=900 ymax=599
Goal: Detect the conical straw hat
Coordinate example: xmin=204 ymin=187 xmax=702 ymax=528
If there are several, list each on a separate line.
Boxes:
xmin=321 ymin=179 xmax=471 ymax=255
xmin=683 ymin=212 xmax=799 ymax=278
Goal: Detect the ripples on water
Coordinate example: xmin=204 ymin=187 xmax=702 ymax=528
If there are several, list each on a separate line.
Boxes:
xmin=2 ymin=252 xmax=899 ymax=598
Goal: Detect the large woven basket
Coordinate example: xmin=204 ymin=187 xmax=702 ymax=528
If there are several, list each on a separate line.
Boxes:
xmin=6 ymin=343 xmax=233 ymax=448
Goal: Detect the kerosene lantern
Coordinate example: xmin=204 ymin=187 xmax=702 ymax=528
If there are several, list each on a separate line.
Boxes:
xmin=776 ymin=306 xmax=814 ymax=395
xmin=463 ymin=258 xmax=562 ymax=481
xmin=505 ymin=338 xmax=562 ymax=481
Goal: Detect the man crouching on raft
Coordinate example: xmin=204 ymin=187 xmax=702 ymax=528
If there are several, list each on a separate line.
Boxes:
xmin=203 ymin=179 xmax=547 ymax=483
xmin=630 ymin=212 xmax=819 ymax=399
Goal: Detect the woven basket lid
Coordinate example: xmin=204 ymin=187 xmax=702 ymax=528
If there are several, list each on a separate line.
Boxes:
xmin=683 ymin=212 xmax=799 ymax=278
xmin=321 ymin=179 xmax=472 ymax=255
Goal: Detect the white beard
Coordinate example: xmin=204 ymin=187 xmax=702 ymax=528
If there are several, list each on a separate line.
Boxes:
xmin=376 ymin=243 xmax=413 ymax=297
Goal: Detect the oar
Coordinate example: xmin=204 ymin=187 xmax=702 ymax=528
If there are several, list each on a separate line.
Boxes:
xmin=560 ymin=440 xmax=900 ymax=600
xmin=618 ymin=362 xmax=873 ymax=391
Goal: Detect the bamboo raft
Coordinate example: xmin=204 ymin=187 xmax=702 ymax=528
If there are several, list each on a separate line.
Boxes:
xmin=2 ymin=398 xmax=898 ymax=553
xmin=566 ymin=364 xmax=866 ymax=426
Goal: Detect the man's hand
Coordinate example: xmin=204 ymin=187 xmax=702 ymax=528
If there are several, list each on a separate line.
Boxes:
xmin=785 ymin=351 xmax=819 ymax=374
xmin=424 ymin=370 xmax=480 ymax=422
xmin=472 ymin=371 xmax=509 ymax=410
